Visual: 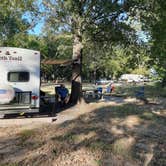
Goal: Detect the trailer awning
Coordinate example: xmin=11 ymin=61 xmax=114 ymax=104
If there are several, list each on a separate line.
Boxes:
xmin=41 ymin=59 xmax=73 ymax=66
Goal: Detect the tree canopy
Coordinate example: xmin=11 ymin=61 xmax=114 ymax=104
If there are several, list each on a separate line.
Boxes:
xmin=0 ymin=0 xmax=39 ymax=46
xmin=0 ymin=0 xmax=165 ymax=102
xmin=41 ymin=0 xmax=149 ymax=103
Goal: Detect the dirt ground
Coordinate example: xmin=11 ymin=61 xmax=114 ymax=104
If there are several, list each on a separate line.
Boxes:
xmin=0 ymin=97 xmax=166 ymax=166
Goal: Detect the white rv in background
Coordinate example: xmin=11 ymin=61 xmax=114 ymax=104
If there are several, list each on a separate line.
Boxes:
xmin=120 ymin=74 xmax=144 ymax=83
xmin=0 ymin=47 xmax=40 ymax=115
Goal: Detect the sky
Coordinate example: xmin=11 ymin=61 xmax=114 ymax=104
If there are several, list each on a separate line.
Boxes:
xmin=28 ymin=21 xmax=44 ymax=35
xmin=24 ymin=0 xmax=44 ymax=35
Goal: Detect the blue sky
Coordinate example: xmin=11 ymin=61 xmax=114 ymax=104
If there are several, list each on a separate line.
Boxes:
xmin=28 ymin=21 xmax=44 ymax=35
xmin=24 ymin=0 xmax=44 ymax=35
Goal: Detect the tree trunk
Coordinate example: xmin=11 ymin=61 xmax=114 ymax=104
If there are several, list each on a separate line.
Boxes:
xmin=94 ymin=69 xmax=96 ymax=84
xmin=162 ymin=74 xmax=166 ymax=87
xmin=69 ymin=34 xmax=83 ymax=104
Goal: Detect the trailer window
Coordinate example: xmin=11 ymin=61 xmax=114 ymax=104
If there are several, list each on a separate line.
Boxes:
xmin=8 ymin=72 xmax=30 ymax=82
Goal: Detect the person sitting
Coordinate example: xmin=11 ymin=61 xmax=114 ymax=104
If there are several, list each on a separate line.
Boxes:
xmin=106 ymin=83 xmax=115 ymax=93
xmin=56 ymin=84 xmax=69 ymax=107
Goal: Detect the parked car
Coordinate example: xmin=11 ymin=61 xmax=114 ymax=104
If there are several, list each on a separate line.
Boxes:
xmin=96 ymin=78 xmax=112 ymax=85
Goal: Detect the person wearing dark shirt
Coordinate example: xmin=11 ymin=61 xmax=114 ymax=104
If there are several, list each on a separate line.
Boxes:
xmin=56 ymin=84 xmax=69 ymax=106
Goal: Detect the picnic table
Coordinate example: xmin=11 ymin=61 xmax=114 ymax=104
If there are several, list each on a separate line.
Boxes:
xmin=82 ymin=87 xmax=103 ymax=99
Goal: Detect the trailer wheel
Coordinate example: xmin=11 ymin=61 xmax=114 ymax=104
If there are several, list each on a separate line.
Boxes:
xmin=0 ymin=84 xmax=15 ymax=104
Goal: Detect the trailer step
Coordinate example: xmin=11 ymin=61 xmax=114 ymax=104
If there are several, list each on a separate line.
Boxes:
xmin=0 ymin=105 xmax=30 ymax=110
xmin=0 ymin=108 xmax=39 ymax=117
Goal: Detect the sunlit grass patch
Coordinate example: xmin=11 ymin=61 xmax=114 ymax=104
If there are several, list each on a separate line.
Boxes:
xmin=1 ymin=163 xmax=19 ymax=166
xmin=140 ymin=112 xmax=154 ymax=120
xmin=17 ymin=129 xmax=45 ymax=149
xmin=88 ymin=140 xmax=111 ymax=151
xmin=95 ymin=159 xmax=102 ymax=166
xmin=63 ymin=132 xmax=77 ymax=142
xmin=112 ymin=136 xmax=135 ymax=158
xmin=18 ymin=129 xmax=35 ymax=142
xmin=52 ymin=132 xmax=77 ymax=143
xmin=74 ymin=131 xmax=96 ymax=144
xmin=110 ymin=104 xmax=142 ymax=117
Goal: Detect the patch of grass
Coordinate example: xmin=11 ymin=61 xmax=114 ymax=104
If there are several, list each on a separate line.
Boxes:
xmin=16 ymin=140 xmax=45 ymax=157
xmin=63 ymin=133 xmax=77 ymax=142
xmin=18 ymin=129 xmax=35 ymax=141
xmin=52 ymin=132 xmax=77 ymax=143
xmin=115 ymin=84 xmax=140 ymax=97
xmin=110 ymin=104 xmax=141 ymax=117
xmin=20 ymin=141 xmax=45 ymax=149
xmin=145 ymin=82 xmax=166 ymax=98
xmin=1 ymin=163 xmax=19 ymax=166
xmin=115 ymin=82 xmax=166 ymax=98
xmin=95 ymin=159 xmax=102 ymax=166
xmin=88 ymin=140 xmax=111 ymax=151
xmin=140 ymin=112 xmax=154 ymax=120
xmin=140 ymin=111 xmax=166 ymax=125
xmin=111 ymin=137 xmax=133 ymax=159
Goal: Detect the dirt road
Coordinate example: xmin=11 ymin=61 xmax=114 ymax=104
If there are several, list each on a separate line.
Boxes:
xmin=0 ymin=96 xmax=136 ymax=128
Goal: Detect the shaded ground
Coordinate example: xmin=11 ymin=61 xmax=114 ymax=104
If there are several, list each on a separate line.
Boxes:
xmin=0 ymin=96 xmax=165 ymax=166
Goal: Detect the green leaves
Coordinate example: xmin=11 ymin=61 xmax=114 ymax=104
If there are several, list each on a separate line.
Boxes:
xmin=0 ymin=0 xmax=39 ymax=46
xmin=145 ymin=0 xmax=166 ymax=84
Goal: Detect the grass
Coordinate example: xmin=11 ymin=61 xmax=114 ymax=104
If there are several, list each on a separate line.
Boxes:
xmin=51 ymin=132 xmax=77 ymax=143
xmin=140 ymin=112 xmax=154 ymax=120
xmin=62 ymin=133 xmax=77 ymax=142
xmin=145 ymin=83 xmax=166 ymax=98
xmin=1 ymin=84 xmax=165 ymax=165
xmin=111 ymin=137 xmax=133 ymax=158
xmin=89 ymin=140 xmax=111 ymax=151
xmin=17 ymin=129 xmax=45 ymax=149
xmin=95 ymin=159 xmax=102 ymax=166
xmin=115 ymin=82 xmax=166 ymax=98
xmin=0 ymin=164 xmax=19 ymax=166
xmin=108 ymin=104 xmax=142 ymax=117
xmin=2 ymin=103 xmax=166 ymax=165
xmin=41 ymin=82 xmax=166 ymax=103
xmin=18 ymin=129 xmax=35 ymax=142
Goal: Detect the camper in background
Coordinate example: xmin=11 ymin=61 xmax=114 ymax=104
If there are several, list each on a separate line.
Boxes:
xmin=119 ymin=74 xmax=145 ymax=83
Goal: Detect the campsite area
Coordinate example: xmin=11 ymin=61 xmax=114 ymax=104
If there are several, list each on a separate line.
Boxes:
xmin=0 ymin=83 xmax=165 ymax=166
xmin=0 ymin=1 xmax=166 ymax=166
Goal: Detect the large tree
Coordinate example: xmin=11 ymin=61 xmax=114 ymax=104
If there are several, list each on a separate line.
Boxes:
xmin=42 ymin=0 xmax=143 ymax=104
xmin=150 ymin=0 xmax=166 ymax=86
xmin=133 ymin=0 xmax=166 ymax=85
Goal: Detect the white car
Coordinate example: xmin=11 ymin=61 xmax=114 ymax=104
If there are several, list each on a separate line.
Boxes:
xmin=96 ymin=79 xmax=112 ymax=85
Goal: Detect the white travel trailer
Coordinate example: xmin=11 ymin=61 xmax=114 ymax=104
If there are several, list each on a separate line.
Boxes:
xmin=0 ymin=47 xmax=40 ymax=115
xmin=120 ymin=74 xmax=144 ymax=83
